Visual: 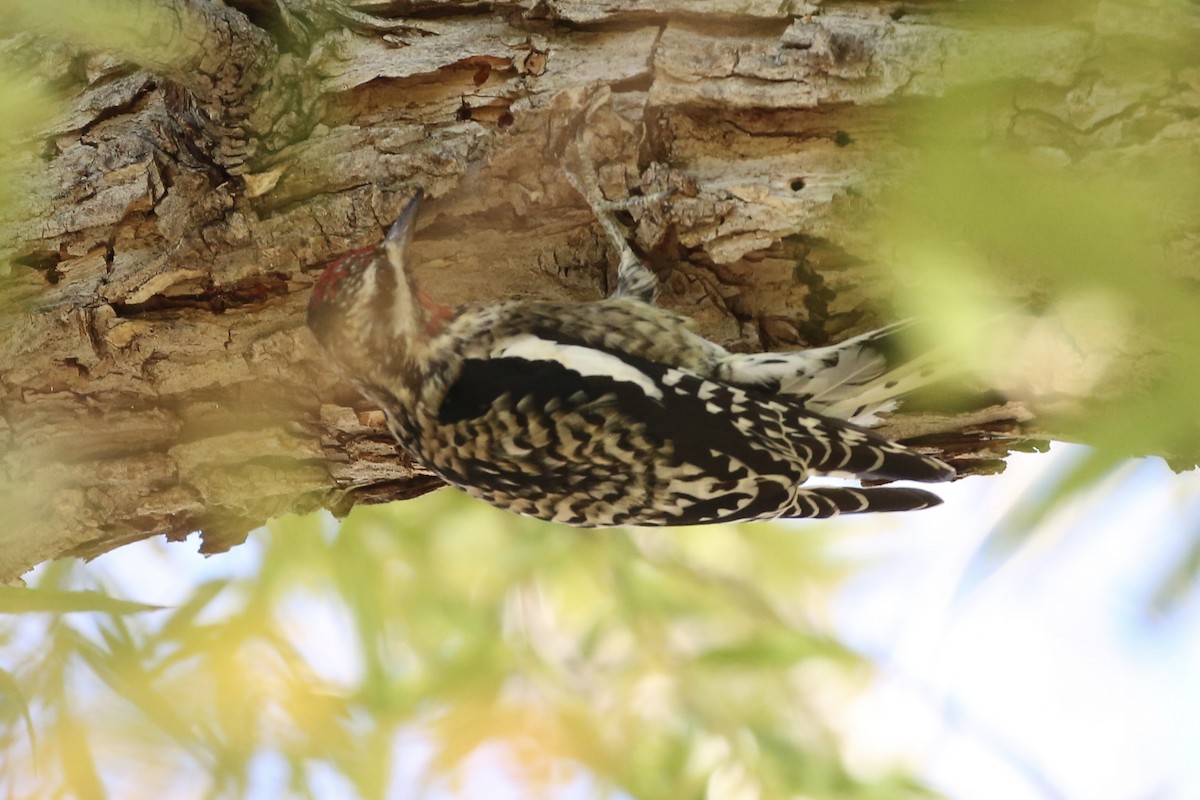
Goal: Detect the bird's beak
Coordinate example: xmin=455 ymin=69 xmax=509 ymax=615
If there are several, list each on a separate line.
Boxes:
xmin=385 ymin=188 xmax=423 ymax=266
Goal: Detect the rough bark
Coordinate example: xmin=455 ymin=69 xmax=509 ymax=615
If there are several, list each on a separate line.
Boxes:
xmin=0 ymin=0 xmax=1193 ymax=581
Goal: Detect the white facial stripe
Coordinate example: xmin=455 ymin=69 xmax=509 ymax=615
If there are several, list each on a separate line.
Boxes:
xmin=497 ymin=335 xmax=664 ymax=400
xmin=376 ymin=243 xmax=420 ymax=340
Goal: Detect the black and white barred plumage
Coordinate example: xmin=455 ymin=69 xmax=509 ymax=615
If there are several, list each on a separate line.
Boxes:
xmin=307 ymin=189 xmax=954 ymax=526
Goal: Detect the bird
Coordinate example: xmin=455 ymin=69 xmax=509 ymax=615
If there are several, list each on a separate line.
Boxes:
xmin=306 ymin=186 xmax=955 ymax=527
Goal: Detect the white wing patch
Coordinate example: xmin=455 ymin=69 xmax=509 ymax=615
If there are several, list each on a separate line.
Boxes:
xmin=496 ymin=335 xmax=664 ymax=400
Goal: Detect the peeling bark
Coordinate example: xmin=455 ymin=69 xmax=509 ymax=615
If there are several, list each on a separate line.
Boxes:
xmin=1 ymin=0 xmax=1195 ymax=581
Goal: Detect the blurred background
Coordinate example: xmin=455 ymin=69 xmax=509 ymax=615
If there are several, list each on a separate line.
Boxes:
xmin=2 ymin=447 xmax=1199 ymax=799
xmin=3 ymin=0 xmax=1199 ymax=797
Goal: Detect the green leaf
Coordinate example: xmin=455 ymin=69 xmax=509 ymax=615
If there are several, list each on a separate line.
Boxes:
xmin=0 ymin=666 xmax=37 ymax=755
xmin=0 ymin=586 xmax=164 ymax=615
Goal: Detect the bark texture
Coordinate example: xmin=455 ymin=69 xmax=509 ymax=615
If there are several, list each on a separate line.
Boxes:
xmin=1 ymin=0 xmax=1194 ymax=580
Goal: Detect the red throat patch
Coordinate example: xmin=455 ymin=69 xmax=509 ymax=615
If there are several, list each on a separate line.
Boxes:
xmin=418 ymin=288 xmax=454 ymax=334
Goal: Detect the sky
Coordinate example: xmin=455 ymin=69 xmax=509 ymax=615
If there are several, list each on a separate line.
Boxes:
xmin=832 ymin=444 xmax=1200 ymax=800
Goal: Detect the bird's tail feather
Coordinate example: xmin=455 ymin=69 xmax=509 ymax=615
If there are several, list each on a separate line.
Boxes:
xmin=787 ymin=486 xmax=944 ymax=518
xmin=781 ymin=406 xmax=956 ymax=484
xmin=720 ymin=320 xmax=952 ymax=426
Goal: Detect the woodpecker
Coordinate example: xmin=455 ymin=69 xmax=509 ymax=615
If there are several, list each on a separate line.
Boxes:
xmin=307 ymin=189 xmax=955 ymax=526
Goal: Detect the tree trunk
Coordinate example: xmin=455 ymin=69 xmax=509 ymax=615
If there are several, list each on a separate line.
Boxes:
xmin=1 ymin=0 xmax=1190 ymax=581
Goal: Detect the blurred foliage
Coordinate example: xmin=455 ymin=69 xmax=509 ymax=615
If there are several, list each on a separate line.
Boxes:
xmin=878 ymin=0 xmax=1200 ymax=589
xmin=0 ymin=0 xmax=199 ymax=267
xmin=1149 ymin=498 xmax=1200 ymax=617
xmin=0 ymin=492 xmax=930 ymax=800
xmin=0 ymin=68 xmax=54 ymax=248
xmin=0 ymin=0 xmax=203 ymax=68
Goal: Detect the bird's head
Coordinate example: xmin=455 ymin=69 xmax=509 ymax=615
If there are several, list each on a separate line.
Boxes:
xmin=307 ymin=190 xmax=447 ymax=378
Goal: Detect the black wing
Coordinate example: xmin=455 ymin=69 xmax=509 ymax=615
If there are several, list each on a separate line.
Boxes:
xmin=436 ymin=340 xmax=951 ymax=487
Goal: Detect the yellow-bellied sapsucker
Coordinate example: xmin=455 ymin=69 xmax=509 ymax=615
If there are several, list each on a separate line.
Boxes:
xmin=307 ymin=188 xmax=955 ymax=526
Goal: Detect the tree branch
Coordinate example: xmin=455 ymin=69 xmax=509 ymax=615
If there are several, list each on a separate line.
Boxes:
xmin=2 ymin=1 xmax=1195 ymax=580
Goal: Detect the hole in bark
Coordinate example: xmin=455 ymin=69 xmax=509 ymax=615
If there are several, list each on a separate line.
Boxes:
xmin=111 ymin=272 xmax=292 ymax=317
xmin=609 ymin=72 xmax=655 ymax=94
xmin=15 ymin=251 xmax=64 ymax=284
xmin=456 ymin=97 xmax=515 ymax=128
xmin=790 ymin=178 xmax=806 ymax=191
xmin=833 ymin=130 xmax=853 ymax=147
xmin=890 ymin=8 xmax=907 ymax=20
xmin=62 ymin=357 xmax=88 ymax=376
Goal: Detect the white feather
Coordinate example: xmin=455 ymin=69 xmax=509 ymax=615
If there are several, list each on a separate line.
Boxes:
xmin=496 ymin=335 xmax=664 ymax=400
xmin=782 ymin=345 xmax=886 ymax=399
xmin=719 ymin=322 xmax=939 ymax=426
